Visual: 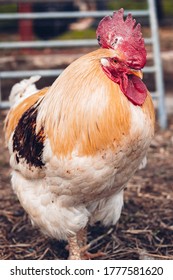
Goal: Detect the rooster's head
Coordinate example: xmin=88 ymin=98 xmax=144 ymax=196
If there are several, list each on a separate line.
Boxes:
xmin=96 ymin=9 xmax=148 ymax=106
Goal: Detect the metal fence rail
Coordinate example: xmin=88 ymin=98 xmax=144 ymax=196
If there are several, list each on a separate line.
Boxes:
xmin=0 ymin=0 xmax=167 ymax=128
xmin=0 ymin=38 xmax=153 ymax=49
xmin=0 ymin=10 xmax=150 ymax=19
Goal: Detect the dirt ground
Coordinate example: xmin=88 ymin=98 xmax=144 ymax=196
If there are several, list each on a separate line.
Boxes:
xmin=0 ymin=108 xmax=173 ymax=260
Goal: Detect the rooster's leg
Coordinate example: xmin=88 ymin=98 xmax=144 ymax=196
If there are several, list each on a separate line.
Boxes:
xmin=68 ymin=235 xmax=81 ymax=260
xmin=67 ymin=227 xmax=105 ymax=260
xmin=76 ymin=227 xmax=87 ymax=248
xmin=67 ymin=227 xmax=87 ymax=260
xmin=77 ymin=227 xmax=105 ymax=259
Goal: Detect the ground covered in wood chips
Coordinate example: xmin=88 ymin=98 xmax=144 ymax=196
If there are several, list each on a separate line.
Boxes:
xmin=0 ymin=110 xmax=173 ymax=260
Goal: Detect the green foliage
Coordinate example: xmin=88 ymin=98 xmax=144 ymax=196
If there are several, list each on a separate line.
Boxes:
xmin=163 ymin=0 xmax=173 ymax=16
xmin=108 ymin=0 xmax=173 ymax=15
xmin=107 ymin=0 xmax=147 ymax=10
xmin=0 ymin=4 xmax=18 ymax=32
xmin=0 ymin=4 xmax=17 ymax=13
xmin=57 ymin=28 xmax=96 ymax=40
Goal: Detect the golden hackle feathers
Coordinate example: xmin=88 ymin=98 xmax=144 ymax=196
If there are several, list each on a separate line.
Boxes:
xmin=36 ymin=48 xmax=153 ymax=158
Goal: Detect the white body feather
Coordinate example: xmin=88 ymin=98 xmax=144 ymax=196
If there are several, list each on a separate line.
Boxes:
xmin=9 ymin=102 xmax=152 ymax=240
xmin=9 ymin=75 xmax=41 ymax=107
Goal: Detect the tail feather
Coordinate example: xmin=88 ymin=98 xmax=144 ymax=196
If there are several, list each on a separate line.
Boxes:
xmin=9 ymin=75 xmax=41 ymax=107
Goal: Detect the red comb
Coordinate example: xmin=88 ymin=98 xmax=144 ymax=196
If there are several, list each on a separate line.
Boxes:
xmin=96 ymin=9 xmax=146 ymax=69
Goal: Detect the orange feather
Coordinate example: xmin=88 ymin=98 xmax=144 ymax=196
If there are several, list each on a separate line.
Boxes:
xmin=5 ymin=87 xmax=49 ymax=142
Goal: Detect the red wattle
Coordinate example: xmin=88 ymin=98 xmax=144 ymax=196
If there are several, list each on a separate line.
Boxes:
xmin=124 ymin=75 xmax=148 ymax=106
xmin=101 ymin=65 xmax=147 ymax=106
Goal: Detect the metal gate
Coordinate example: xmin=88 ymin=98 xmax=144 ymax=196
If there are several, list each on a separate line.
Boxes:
xmin=0 ymin=0 xmax=167 ymax=128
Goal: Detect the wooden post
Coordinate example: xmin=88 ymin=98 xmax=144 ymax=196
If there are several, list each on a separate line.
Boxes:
xmin=18 ymin=3 xmax=33 ymax=53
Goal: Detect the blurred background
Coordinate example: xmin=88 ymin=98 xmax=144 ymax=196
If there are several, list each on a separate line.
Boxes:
xmin=0 ymin=0 xmax=173 ymax=260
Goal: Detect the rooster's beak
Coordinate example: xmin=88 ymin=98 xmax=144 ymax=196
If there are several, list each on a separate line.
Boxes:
xmin=129 ymin=69 xmax=143 ymax=79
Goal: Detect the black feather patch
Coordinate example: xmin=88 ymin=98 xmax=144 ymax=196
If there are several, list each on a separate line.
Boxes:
xmin=13 ymin=103 xmax=45 ymax=168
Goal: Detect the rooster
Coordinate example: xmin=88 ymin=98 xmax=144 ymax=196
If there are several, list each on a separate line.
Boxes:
xmin=5 ymin=9 xmax=155 ymax=260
